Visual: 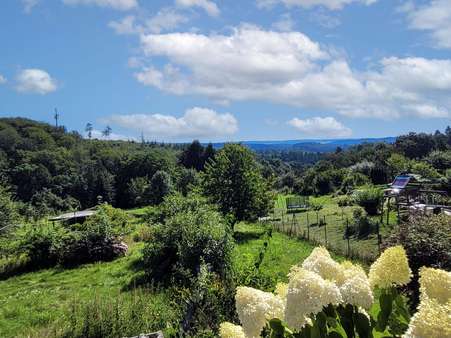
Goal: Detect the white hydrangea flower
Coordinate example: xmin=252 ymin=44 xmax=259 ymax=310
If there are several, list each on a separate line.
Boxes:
xmin=340 ymin=261 xmax=368 ymax=282
xmin=285 ymin=268 xmax=342 ymax=331
xmin=275 ymin=282 xmax=288 ymax=302
xmin=301 ymin=247 xmax=345 ymax=283
xmin=235 ymin=286 xmax=285 ymax=338
xmin=219 ymin=322 xmax=246 ymax=338
xmin=339 ymin=275 xmax=374 ymax=309
xmin=369 ymin=246 xmax=412 ymax=289
xmin=419 ymin=267 xmax=451 ymax=305
xmin=402 ymin=298 xmax=451 ymax=338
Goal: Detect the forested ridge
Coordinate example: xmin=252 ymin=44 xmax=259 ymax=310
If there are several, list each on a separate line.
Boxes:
xmin=0 ymin=117 xmax=450 ymax=220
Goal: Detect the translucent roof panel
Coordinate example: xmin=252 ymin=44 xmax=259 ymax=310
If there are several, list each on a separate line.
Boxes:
xmin=391 ymin=175 xmax=411 ymax=189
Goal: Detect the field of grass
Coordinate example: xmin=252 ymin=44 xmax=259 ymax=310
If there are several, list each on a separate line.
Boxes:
xmin=0 ymin=212 xmax=391 ymax=337
xmin=0 ymin=220 xmax=324 ymax=337
xmin=272 ymin=195 xmax=397 ymax=261
xmin=0 ymin=241 xmax=182 ymax=337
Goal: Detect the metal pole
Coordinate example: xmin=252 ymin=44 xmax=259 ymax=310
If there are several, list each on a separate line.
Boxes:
xmin=307 ymin=212 xmax=310 ymax=240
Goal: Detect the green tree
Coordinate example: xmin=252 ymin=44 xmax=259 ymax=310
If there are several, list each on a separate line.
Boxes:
xmin=179 ymin=140 xmax=205 ymax=171
xmin=202 ymin=144 xmax=271 ymax=225
xmin=0 ymin=184 xmax=18 ymax=231
xmin=147 ymin=170 xmax=172 ymax=205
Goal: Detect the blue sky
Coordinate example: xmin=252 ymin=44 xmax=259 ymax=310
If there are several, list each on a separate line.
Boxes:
xmin=0 ymin=0 xmax=450 ymax=142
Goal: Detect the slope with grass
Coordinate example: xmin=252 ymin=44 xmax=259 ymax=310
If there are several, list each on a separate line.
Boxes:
xmin=273 ymin=195 xmax=397 ymax=261
xmin=0 ymin=221 xmax=330 ymax=337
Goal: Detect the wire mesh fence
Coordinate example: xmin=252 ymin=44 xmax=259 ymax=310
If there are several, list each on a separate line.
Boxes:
xmin=266 ymin=207 xmax=383 ymax=263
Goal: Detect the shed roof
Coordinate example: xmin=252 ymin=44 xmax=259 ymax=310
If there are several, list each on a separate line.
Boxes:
xmin=49 ymin=209 xmax=97 ymax=222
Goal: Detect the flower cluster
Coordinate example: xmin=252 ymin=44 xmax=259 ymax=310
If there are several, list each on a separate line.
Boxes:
xmin=221 ymin=245 xmax=450 ymax=338
xmin=339 ymin=275 xmax=374 ymax=309
xmin=219 ymin=322 xmax=246 ymax=338
xmin=301 ymin=247 xmax=344 ymax=283
xmin=403 ymin=267 xmax=451 ymax=338
xmin=235 ymin=286 xmax=285 ymax=338
xmin=369 ymin=245 xmax=412 ymax=289
xmin=419 ymin=267 xmax=451 ymax=305
xmin=285 ymin=267 xmax=342 ymax=330
xmin=403 ymin=298 xmax=451 ymax=338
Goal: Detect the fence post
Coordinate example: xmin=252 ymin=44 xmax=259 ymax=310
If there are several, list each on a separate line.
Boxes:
xmin=307 ymin=212 xmax=310 ymax=240
xmin=377 ymin=221 xmax=381 ymax=255
xmin=387 ymin=197 xmax=390 ymax=225
xmin=324 ymin=215 xmax=327 ymax=246
xmin=346 ymin=218 xmax=350 ymax=257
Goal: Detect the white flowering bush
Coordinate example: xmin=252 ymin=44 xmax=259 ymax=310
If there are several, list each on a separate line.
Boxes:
xmin=220 ymin=246 xmax=451 ymax=338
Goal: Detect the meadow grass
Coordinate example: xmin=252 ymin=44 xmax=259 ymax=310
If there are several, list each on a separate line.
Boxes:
xmin=0 ymin=242 xmax=179 ymax=337
xmin=272 ymin=195 xmax=397 ymax=261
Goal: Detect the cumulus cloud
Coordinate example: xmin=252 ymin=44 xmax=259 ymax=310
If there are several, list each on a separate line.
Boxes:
xmin=404 ymin=0 xmax=451 ymax=49
xmin=272 ymin=13 xmax=295 ymax=32
xmin=109 ymin=8 xmax=189 ymax=35
xmin=22 ymin=0 xmax=39 ymax=13
xmin=104 ymin=107 xmax=238 ymax=140
xmin=0 ymin=74 xmax=6 ymax=84
xmin=15 ymin=69 xmax=57 ymax=94
xmin=288 ymin=116 xmax=352 ymax=138
xmin=133 ymin=26 xmax=451 ymax=119
xmin=256 ymin=0 xmax=377 ymax=11
xmin=175 ymin=0 xmax=220 ymax=17
xmin=90 ymin=129 xmax=136 ymax=141
xmin=62 ymin=0 xmax=138 ymax=10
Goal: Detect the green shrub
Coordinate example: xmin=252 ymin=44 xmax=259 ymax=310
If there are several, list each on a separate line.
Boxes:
xmin=7 ymin=222 xmax=71 ymax=268
xmin=352 ymin=185 xmax=383 ymax=215
xmin=384 ymin=214 xmax=451 ymax=307
xmin=142 ymin=195 xmax=234 ymax=285
xmin=57 ymin=205 xmax=129 ymax=266
xmin=344 ymin=207 xmax=378 ymax=239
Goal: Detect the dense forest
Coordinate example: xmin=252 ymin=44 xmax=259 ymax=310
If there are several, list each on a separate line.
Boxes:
xmin=0 ymin=117 xmax=450 ymax=222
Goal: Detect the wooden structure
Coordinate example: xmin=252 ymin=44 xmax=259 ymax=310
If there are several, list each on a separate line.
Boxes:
xmin=383 ymin=173 xmax=450 ymax=223
xmin=49 ymin=209 xmax=97 ymax=224
xmin=286 ymin=196 xmax=310 ymax=211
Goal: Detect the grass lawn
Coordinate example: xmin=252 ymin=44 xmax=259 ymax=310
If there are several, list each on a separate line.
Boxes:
xmin=0 ymin=242 xmax=179 ymax=338
xmin=233 ymin=222 xmax=348 ymax=287
xmin=272 ymin=195 xmax=397 ymax=261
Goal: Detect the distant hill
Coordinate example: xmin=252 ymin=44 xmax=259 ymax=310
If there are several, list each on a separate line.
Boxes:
xmin=210 ymin=137 xmax=396 ymax=153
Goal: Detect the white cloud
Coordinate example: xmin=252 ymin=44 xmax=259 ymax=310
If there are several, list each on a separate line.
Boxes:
xmin=0 ymin=74 xmax=6 ymax=84
xmin=272 ymin=13 xmax=295 ymax=32
xmin=256 ymin=0 xmax=377 ymax=10
xmin=90 ymin=129 xmax=136 ymax=141
xmin=22 ymin=0 xmax=39 ymax=13
xmin=309 ymin=10 xmax=341 ymax=28
xmin=405 ymin=0 xmax=451 ymax=49
xmin=175 ymin=0 xmax=220 ymax=17
xmin=133 ymin=26 xmax=451 ymax=120
xmin=15 ymin=69 xmax=57 ymax=94
xmin=109 ymin=15 xmax=140 ymax=34
xmin=105 ymin=107 xmax=238 ymax=140
xmin=62 ymin=0 xmax=138 ymax=10
xmin=109 ymin=8 xmax=189 ymax=35
xmin=288 ymin=116 xmax=352 ymax=138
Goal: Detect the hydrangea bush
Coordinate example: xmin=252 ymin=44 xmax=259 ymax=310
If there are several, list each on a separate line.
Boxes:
xmin=220 ymin=246 xmax=451 ymax=338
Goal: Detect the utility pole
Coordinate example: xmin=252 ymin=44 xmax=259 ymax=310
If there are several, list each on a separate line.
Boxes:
xmin=54 ymin=108 xmax=59 ymax=127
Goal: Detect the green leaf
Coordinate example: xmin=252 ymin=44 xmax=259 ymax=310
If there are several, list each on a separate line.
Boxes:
xmin=337 ymin=305 xmax=355 ymax=338
xmin=353 ymin=312 xmax=373 ymax=338
xmin=328 ymin=332 xmax=344 ymax=338
xmin=376 ymin=292 xmax=393 ymax=332
xmin=269 ymin=318 xmax=285 ymax=337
